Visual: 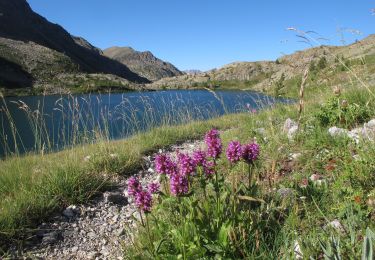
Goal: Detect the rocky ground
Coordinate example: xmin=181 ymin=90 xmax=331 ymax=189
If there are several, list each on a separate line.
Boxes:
xmin=7 ymin=140 xmax=205 ymax=260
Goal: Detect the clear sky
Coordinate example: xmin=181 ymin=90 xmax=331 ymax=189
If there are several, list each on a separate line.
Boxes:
xmin=27 ymin=0 xmax=374 ymax=71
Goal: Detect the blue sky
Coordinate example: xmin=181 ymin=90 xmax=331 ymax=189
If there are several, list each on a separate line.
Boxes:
xmin=27 ymin=0 xmax=374 ymax=71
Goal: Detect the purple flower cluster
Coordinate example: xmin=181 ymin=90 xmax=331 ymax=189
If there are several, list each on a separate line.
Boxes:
xmin=226 ymin=140 xmax=242 ymax=163
xmin=148 ymin=182 xmax=160 ymax=194
xmin=170 ymin=173 xmax=189 ymax=196
xmin=127 ymin=176 xmax=158 ymax=213
xmin=203 ymin=160 xmax=216 ymax=176
xmin=177 ymin=152 xmax=196 ymax=176
xmin=192 ymin=150 xmax=206 ymax=166
xmin=204 ymin=129 xmax=222 ymax=159
xmin=241 ymin=142 xmax=260 ymax=163
xmin=135 ymin=189 xmax=153 ymax=212
xmin=155 ymin=154 xmax=176 ymax=175
xmin=127 ymin=176 xmax=141 ymax=196
xmin=127 ymin=129 xmax=261 ymax=213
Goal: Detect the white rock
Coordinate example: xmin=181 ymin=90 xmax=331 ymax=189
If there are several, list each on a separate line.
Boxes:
xmin=328 ymin=126 xmax=348 ymax=137
xmin=283 ymin=118 xmax=298 ymax=133
xmin=288 ymin=125 xmax=299 ymax=140
xmin=325 ymin=219 xmax=345 ymax=233
xmin=289 ymin=153 xmax=302 ymax=161
xmin=147 ymin=167 xmax=155 ymax=173
xmin=283 ymin=118 xmax=299 ymax=140
xmin=365 ymin=119 xmax=375 ymax=129
xmin=293 ymin=240 xmax=303 ymax=259
xmin=255 ymin=128 xmax=266 ymax=136
xmin=347 ymin=130 xmax=360 ymax=144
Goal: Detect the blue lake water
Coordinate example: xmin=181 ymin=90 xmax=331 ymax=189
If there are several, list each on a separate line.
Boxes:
xmin=0 ymin=90 xmax=292 ymax=157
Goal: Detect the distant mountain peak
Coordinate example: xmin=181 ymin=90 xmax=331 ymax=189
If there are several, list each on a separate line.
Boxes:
xmin=103 ymin=46 xmax=183 ymax=81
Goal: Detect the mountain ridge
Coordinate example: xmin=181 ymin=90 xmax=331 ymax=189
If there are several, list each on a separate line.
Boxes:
xmin=103 ymin=46 xmax=183 ymax=81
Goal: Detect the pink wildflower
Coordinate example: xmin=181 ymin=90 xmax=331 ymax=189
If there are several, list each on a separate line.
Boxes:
xmin=135 ymin=189 xmax=153 ymax=212
xmin=226 ymin=140 xmax=242 ymax=163
xmin=204 ymin=129 xmax=222 ymax=159
xmin=241 ymin=142 xmax=260 ymax=163
xmin=127 ymin=176 xmax=141 ymax=197
xmin=147 ymin=182 xmax=160 ymax=194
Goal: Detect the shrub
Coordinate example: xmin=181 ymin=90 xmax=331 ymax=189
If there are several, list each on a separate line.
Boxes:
xmin=314 ymin=96 xmax=370 ymax=128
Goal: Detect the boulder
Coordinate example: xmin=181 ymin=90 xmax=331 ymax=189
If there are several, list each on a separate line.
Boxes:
xmin=283 ymin=118 xmax=299 ymax=140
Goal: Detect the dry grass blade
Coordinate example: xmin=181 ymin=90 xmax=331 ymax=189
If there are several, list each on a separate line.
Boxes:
xmin=298 ymin=68 xmax=309 ymax=125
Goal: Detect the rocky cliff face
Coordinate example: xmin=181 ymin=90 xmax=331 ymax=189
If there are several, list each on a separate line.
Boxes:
xmin=0 ymin=0 xmax=149 ymax=93
xmin=103 ymin=47 xmax=183 ymax=81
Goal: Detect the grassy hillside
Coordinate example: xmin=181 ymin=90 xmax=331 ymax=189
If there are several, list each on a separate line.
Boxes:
xmin=149 ymin=34 xmax=375 ymax=98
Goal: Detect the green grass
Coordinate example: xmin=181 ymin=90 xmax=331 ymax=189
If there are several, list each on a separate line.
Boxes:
xmin=123 ymin=85 xmax=375 ymax=258
xmin=0 ymin=111 xmax=249 ymax=248
xmin=1 ymin=51 xmax=375 ymax=257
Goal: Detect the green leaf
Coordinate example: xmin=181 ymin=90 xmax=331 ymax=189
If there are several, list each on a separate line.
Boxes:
xmin=218 ymin=223 xmax=231 ymax=248
xmin=154 ymin=238 xmax=166 ymax=254
xmin=204 ymin=244 xmax=223 ymax=253
xmin=362 ymin=228 xmax=374 ymax=260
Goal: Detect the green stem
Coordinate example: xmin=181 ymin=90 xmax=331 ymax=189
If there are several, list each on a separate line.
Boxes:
xmin=248 ymin=163 xmax=253 ymax=188
xmin=139 ymin=210 xmax=145 ymax=227
xmin=145 ymin=213 xmax=155 ymax=256
xmin=214 ymin=159 xmax=220 ymax=226
xmin=178 ymin=197 xmax=187 ymax=260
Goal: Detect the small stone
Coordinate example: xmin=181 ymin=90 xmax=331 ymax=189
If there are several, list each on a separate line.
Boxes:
xmin=288 ymin=125 xmax=299 ymax=140
xmin=147 ymin=167 xmax=155 ymax=173
xmin=283 ymin=118 xmax=298 ymax=133
xmin=104 ymin=192 xmax=128 ymax=206
xmin=87 ymin=251 xmax=101 ymax=259
xmin=367 ymin=198 xmax=375 ymax=207
xmin=112 ymin=215 xmax=119 ymax=222
xmin=101 ymin=247 xmax=110 ymax=256
xmin=328 ymin=126 xmax=348 ymax=137
xmin=71 ymin=246 xmax=79 ymax=252
xmin=62 ymin=205 xmax=80 ymax=219
xmin=277 ymin=188 xmax=295 ymax=198
xmin=132 ymin=211 xmax=141 ymax=221
xmin=88 ymin=231 xmax=96 ymax=239
xmin=116 ymin=228 xmax=126 ymax=236
xmin=255 ymin=128 xmax=266 ymax=136
xmin=289 ymin=153 xmax=302 ymax=161
xmin=325 ymin=219 xmax=345 ymax=233
xmin=42 ymin=231 xmax=62 ymax=245
xmin=62 ymin=208 xmax=75 ymax=218
xmin=365 ymin=119 xmax=375 ymax=129
xmin=293 ymin=240 xmax=303 ymax=259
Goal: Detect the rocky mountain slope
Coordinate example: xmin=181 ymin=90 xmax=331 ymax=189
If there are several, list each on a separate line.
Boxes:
xmin=149 ymin=34 xmax=375 ymax=95
xmin=103 ymin=47 xmax=183 ymax=81
xmin=0 ymin=0 xmax=149 ymax=95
